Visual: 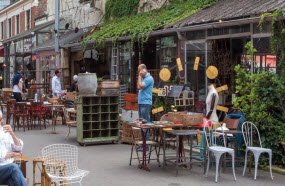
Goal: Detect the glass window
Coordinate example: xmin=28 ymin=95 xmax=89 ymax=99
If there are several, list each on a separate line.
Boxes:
xmin=185 ymin=42 xmax=206 ymax=100
xmin=119 ymin=41 xmax=131 ymax=87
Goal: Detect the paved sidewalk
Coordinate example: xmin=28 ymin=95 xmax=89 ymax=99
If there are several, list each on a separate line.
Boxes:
xmin=12 ymin=125 xmax=285 ymax=186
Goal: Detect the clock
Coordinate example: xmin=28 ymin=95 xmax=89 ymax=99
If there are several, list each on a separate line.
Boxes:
xmin=206 ymin=66 xmax=218 ymax=79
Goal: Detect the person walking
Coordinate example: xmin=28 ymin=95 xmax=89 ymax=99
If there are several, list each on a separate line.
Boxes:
xmin=137 ymin=64 xmax=154 ymax=122
xmin=51 ymin=70 xmax=62 ymax=97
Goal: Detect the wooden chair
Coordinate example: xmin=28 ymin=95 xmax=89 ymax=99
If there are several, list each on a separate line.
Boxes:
xmin=63 ymin=107 xmax=77 ymax=139
xmin=14 ymin=102 xmax=30 ymax=131
xmin=6 ymin=99 xmax=16 ymax=126
xmin=30 ymin=102 xmax=46 ymax=130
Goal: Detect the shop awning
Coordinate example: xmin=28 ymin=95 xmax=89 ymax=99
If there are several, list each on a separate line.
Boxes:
xmin=0 ymin=46 xmax=4 ymax=57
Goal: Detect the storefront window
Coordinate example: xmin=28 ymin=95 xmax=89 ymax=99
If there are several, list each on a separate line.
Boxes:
xmin=185 ymin=41 xmax=207 ymax=100
xmin=119 ymin=41 xmax=131 ymax=88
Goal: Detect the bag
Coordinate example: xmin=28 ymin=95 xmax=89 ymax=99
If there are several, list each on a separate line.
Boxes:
xmin=223 ymin=117 xmax=240 ymax=130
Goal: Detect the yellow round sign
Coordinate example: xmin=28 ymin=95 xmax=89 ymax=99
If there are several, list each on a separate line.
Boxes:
xmin=206 ymin=66 xmax=219 ymax=79
xmin=159 ymin=68 xmax=171 ymax=82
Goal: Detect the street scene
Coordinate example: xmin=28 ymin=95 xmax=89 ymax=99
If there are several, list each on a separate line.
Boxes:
xmin=0 ymin=0 xmax=285 ymax=186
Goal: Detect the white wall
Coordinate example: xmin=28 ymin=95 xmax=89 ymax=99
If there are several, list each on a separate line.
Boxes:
xmin=46 ymin=0 xmax=104 ymax=29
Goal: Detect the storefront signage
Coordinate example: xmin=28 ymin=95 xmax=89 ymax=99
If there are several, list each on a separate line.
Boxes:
xmin=194 ymin=56 xmax=200 ymax=70
xmin=176 ymin=58 xmax=183 ymax=71
xmin=152 ymin=106 xmax=164 ymax=114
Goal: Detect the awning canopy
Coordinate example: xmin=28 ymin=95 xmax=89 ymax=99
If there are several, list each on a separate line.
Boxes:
xmin=0 ymin=46 xmax=4 ymax=57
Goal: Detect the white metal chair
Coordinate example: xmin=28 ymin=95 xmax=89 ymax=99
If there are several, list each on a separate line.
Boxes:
xmin=204 ymin=124 xmax=236 ymax=182
xmin=241 ymin=121 xmax=273 ymax=180
xmin=41 ymin=144 xmax=89 ymax=186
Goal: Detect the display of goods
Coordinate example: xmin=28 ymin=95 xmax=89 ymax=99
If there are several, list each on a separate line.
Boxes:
xmin=98 ymin=80 xmax=120 ymax=89
xmin=183 ymin=112 xmax=203 ymax=125
xmin=77 ymin=73 xmax=98 ymax=95
xmin=124 ymin=94 xmax=138 ymax=102
xmin=167 ymin=112 xmax=187 ymax=124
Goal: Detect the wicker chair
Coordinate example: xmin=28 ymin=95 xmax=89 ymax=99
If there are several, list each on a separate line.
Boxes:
xmin=41 ymin=144 xmax=89 ymax=186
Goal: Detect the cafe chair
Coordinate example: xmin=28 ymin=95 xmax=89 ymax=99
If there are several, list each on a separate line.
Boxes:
xmin=14 ymin=102 xmax=30 ymax=131
xmin=241 ymin=121 xmax=273 ymax=180
xmin=63 ymin=107 xmax=77 ymax=139
xmin=42 ymin=144 xmax=89 ymax=186
xmin=204 ymin=124 xmax=236 ymax=182
xmin=129 ymin=127 xmax=160 ymax=166
xmin=6 ymin=99 xmax=16 ymax=126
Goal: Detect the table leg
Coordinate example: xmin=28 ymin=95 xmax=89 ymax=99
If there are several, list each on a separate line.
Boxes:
xmin=139 ymin=129 xmax=150 ymax=171
xmin=176 ymin=135 xmax=179 ymax=176
xmin=189 ymin=135 xmax=193 ymax=170
xmin=163 ymin=131 xmax=166 ymax=168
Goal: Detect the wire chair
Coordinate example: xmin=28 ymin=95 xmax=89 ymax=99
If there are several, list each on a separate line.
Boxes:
xmin=41 ymin=144 xmax=89 ymax=186
xmin=204 ymin=123 xmax=236 ymax=182
xmin=241 ymin=121 xmax=273 ymax=180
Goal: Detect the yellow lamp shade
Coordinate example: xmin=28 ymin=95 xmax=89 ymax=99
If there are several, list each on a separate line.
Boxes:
xmin=159 ymin=68 xmax=171 ymax=82
xmin=206 ymin=66 xmax=218 ymax=79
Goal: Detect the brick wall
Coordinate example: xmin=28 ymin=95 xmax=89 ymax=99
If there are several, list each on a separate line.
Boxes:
xmin=19 ymin=11 xmax=25 ymax=33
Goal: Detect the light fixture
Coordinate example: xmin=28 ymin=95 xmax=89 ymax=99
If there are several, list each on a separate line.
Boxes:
xmin=219 ymin=19 xmax=223 ymax=23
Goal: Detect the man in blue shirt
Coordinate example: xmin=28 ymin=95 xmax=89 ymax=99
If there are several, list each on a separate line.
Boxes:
xmin=137 ymin=64 xmax=154 ymax=122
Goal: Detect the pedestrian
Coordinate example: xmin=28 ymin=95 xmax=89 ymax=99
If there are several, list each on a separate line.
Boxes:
xmin=137 ymin=64 xmax=154 ymax=122
xmin=70 ymin=75 xmax=78 ymax=92
xmin=51 ymin=69 xmax=62 ymax=97
xmin=12 ymin=69 xmax=23 ymax=102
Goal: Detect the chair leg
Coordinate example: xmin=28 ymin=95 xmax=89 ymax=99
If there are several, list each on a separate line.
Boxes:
xmin=268 ymin=151 xmax=273 ymax=180
xmin=231 ymin=152 xmax=236 ymax=181
xmin=215 ymin=153 xmax=222 ymax=182
xmin=243 ymin=149 xmax=248 ymax=176
xmin=205 ymin=152 xmax=210 ymax=177
xmin=148 ymin=145 xmax=152 ymax=164
xmin=254 ymin=152 xmax=262 ymax=180
xmin=130 ymin=144 xmax=134 ymax=166
xmin=66 ymin=126 xmax=71 ymax=139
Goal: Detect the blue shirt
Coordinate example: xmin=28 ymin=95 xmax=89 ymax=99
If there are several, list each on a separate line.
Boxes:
xmin=138 ymin=73 xmax=154 ymax=105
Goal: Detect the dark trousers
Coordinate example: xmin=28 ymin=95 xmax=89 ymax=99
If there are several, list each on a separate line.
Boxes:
xmin=0 ymin=163 xmax=27 ymax=186
xmin=13 ymin=92 xmax=22 ymax=102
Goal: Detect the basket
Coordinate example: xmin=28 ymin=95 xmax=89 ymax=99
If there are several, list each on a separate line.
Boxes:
xmin=183 ymin=112 xmax=203 ymax=126
xmin=120 ymin=122 xmax=141 ymax=144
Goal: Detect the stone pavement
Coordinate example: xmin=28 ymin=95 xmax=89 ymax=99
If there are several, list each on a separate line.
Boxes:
xmin=11 ymin=125 xmax=285 ymax=186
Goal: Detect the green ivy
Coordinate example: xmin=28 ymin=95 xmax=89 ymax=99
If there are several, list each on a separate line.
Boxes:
xmin=83 ymin=0 xmax=217 ymax=48
xmin=233 ymin=65 xmax=285 ymax=166
xmin=105 ymin=0 xmax=139 ymax=20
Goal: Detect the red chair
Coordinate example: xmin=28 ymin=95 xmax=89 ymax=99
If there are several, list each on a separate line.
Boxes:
xmin=31 ymin=102 xmax=46 ymax=130
xmin=6 ymin=99 xmax=16 ymax=126
xmin=14 ymin=102 xmax=29 ymax=131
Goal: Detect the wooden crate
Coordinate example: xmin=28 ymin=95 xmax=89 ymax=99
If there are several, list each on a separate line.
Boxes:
xmin=98 ymin=80 xmax=120 ymax=89
xmin=124 ymin=94 xmax=138 ymax=102
xmin=167 ymin=112 xmax=187 ymax=124
xmin=124 ymin=101 xmax=138 ymax=111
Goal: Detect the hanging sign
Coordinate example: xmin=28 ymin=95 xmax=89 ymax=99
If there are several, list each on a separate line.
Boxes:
xmin=176 ymin=58 xmax=183 ymax=71
xmin=152 ymin=107 xmax=164 ymax=114
xmin=159 ymin=68 xmax=171 ymax=82
xmin=217 ymin=105 xmax=229 ymax=113
xmin=158 ymin=88 xmax=166 ymax=97
xmin=206 ymin=66 xmax=219 ymax=79
xmin=216 ymin=85 xmax=228 ymax=93
xmin=193 ymin=57 xmax=200 ymax=70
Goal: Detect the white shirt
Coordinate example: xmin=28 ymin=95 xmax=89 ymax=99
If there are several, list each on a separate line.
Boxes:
xmin=12 ymin=78 xmax=23 ymax=93
xmin=0 ymin=126 xmax=23 ymax=166
xmin=52 ymin=75 xmax=62 ymax=97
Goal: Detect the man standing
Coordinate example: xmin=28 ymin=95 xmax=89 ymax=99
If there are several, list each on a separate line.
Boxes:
xmin=0 ymin=111 xmax=27 ymax=186
xmin=137 ymin=64 xmax=154 ymax=122
xmin=52 ymin=69 xmax=62 ymax=97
